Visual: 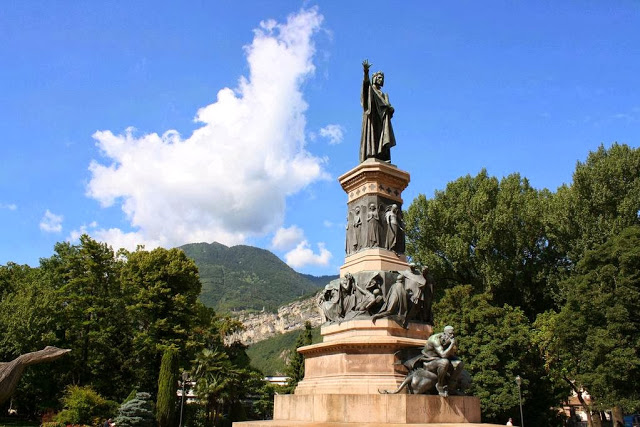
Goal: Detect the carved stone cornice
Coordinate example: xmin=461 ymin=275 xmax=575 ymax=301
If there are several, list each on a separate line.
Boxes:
xmin=339 ymin=159 xmax=410 ymax=204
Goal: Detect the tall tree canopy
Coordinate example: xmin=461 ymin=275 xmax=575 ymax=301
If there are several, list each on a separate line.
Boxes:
xmin=39 ymin=235 xmax=131 ymax=397
xmin=548 ymin=143 xmax=640 ymax=265
xmin=535 ymin=225 xmax=640 ymax=423
xmin=405 ymin=143 xmax=640 ymax=425
xmin=405 ymin=170 xmax=558 ymax=319
xmin=120 ymin=247 xmax=201 ymax=391
xmin=434 ymin=285 xmax=564 ymax=425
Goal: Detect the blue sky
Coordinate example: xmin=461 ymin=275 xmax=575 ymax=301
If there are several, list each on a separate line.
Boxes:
xmin=1 ymin=1 xmax=639 ymax=275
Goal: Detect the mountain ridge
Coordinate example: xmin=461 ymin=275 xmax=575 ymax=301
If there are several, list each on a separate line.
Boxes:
xmin=179 ymin=241 xmax=337 ymax=312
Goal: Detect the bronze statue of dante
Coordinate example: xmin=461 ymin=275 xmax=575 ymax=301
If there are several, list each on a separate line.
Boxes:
xmin=360 ymin=59 xmax=396 ymax=163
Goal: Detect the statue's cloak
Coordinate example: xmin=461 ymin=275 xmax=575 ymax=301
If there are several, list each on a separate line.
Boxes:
xmin=360 ymin=82 xmax=395 ymax=162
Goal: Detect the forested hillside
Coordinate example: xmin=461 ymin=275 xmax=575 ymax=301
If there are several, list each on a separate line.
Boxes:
xmin=246 ymin=326 xmax=321 ymax=375
xmin=179 ymin=242 xmax=337 ymax=312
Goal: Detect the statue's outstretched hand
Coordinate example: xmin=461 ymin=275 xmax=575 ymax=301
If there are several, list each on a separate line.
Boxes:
xmin=362 ymin=59 xmax=371 ymax=73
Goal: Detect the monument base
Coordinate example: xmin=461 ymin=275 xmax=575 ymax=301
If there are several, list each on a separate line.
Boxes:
xmin=233 ymin=322 xmax=502 ymax=426
xmin=235 ymin=423 xmax=504 ymax=427
xmin=234 ymin=394 xmax=504 ymax=426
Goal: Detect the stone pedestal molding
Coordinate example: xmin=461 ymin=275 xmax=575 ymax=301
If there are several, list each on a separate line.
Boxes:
xmin=338 ymin=158 xmax=410 ymax=205
xmin=340 ymin=248 xmax=409 ymax=276
xmin=294 ymin=320 xmax=430 ymax=395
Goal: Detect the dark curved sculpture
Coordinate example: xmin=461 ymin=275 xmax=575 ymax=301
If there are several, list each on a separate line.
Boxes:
xmin=0 ymin=346 xmax=71 ymax=405
xmin=380 ymin=327 xmax=471 ymax=397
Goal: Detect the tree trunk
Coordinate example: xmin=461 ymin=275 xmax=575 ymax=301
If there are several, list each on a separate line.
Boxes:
xmin=590 ymin=411 xmax=602 ymax=427
xmin=612 ymin=406 xmax=624 ymax=427
xmin=564 ymin=377 xmax=593 ymax=427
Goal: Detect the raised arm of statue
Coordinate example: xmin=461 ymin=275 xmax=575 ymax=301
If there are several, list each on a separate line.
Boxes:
xmin=361 ymin=59 xmax=371 ymax=110
xmin=362 ymin=59 xmax=371 ymax=76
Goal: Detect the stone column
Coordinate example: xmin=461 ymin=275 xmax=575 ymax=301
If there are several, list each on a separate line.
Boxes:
xmin=339 ymin=158 xmax=411 ymax=276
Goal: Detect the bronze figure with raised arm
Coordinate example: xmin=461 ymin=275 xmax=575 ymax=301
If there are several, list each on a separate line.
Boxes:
xmin=360 ymin=59 xmax=396 ymax=163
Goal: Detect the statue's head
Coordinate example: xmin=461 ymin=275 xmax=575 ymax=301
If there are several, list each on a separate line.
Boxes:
xmin=372 ymin=71 xmax=384 ymax=86
xmin=369 ymin=203 xmax=376 ymax=210
xmin=443 ymin=325 xmax=455 ymax=338
xmin=368 ymin=274 xmax=382 ymax=288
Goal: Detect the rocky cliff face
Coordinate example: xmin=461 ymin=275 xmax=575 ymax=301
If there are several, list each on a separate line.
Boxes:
xmin=229 ymin=293 xmax=323 ymax=345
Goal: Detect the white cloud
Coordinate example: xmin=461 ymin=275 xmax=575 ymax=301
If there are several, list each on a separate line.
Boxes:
xmin=68 ymin=222 xmax=161 ymax=253
xmin=271 ymin=225 xmax=305 ymax=250
xmin=40 ymin=210 xmax=63 ymax=233
xmin=323 ymin=219 xmax=347 ymax=228
xmin=319 ymin=124 xmax=344 ymax=145
xmin=0 ymin=203 xmax=17 ymax=211
xmin=85 ymin=8 xmax=328 ymax=251
xmin=284 ymin=240 xmax=331 ymax=269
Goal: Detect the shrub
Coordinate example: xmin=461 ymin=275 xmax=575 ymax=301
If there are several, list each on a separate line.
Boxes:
xmin=54 ymin=385 xmax=117 ymax=425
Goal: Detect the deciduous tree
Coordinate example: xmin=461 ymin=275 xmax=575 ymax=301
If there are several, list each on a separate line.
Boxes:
xmin=535 ymin=226 xmax=640 ymax=426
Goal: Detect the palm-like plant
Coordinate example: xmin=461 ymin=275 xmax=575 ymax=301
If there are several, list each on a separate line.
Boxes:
xmin=191 ymin=348 xmax=242 ymax=426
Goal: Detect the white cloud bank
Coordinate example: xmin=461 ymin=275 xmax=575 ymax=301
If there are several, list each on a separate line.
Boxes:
xmin=40 ymin=210 xmax=63 ymax=233
xmin=284 ymin=240 xmax=332 ymax=269
xmin=271 ymin=225 xmax=305 ymax=251
xmin=319 ymin=124 xmax=344 ymax=144
xmin=272 ymin=224 xmax=332 ymax=269
xmin=83 ymin=8 xmax=329 ymax=253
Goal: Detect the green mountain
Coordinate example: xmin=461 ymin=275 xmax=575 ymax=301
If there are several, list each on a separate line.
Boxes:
xmin=246 ymin=327 xmax=322 ymax=375
xmin=179 ymin=242 xmax=337 ymax=312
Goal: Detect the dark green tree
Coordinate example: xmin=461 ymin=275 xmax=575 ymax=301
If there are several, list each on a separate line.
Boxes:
xmin=120 ymin=247 xmax=201 ymax=392
xmin=156 ymin=348 xmax=179 ymax=427
xmin=0 ymin=264 xmax=59 ymax=356
xmin=284 ymin=321 xmax=313 ymax=392
xmin=405 ymin=170 xmax=558 ymax=320
xmin=535 ymin=225 xmax=640 ymax=426
xmin=0 ymin=268 xmax=64 ymax=415
xmin=547 ymin=143 xmax=640 ymax=266
xmin=435 ymin=285 xmax=564 ymax=425
xmin=39 ymin=235 xmax=132 ymax=398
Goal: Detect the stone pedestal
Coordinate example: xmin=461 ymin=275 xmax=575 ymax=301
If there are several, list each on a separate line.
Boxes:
xmin=294 ymin=319 xmax=430 ymax=395
xmin=237 ymin=423 xmax=504 ymax=427
xmin=273 ymin=394 xmax=483 ymax=424
xmin=235 ymin=319 xmax=498 ymax=426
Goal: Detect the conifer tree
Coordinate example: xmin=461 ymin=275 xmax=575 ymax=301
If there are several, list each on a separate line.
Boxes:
xmin=156 ymin=348 xmax=179 ymax=427
xmin=114 ymin=392 xmax=155 ymax=427
xmin=284 ymin=321 xmax=313 ymax=392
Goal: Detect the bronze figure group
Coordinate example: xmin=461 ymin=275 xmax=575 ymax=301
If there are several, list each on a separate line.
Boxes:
xmin=346 ymin=202 xmax=404 ymax=254
xmin=317 ymin=265 xmax=433 ymax=327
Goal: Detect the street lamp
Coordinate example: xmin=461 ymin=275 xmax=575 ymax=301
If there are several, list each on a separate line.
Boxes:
xmin=179 ymin=371 xmax=189 ymax=427
xmin=515 ymin=375 xmax=524 ymax=427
